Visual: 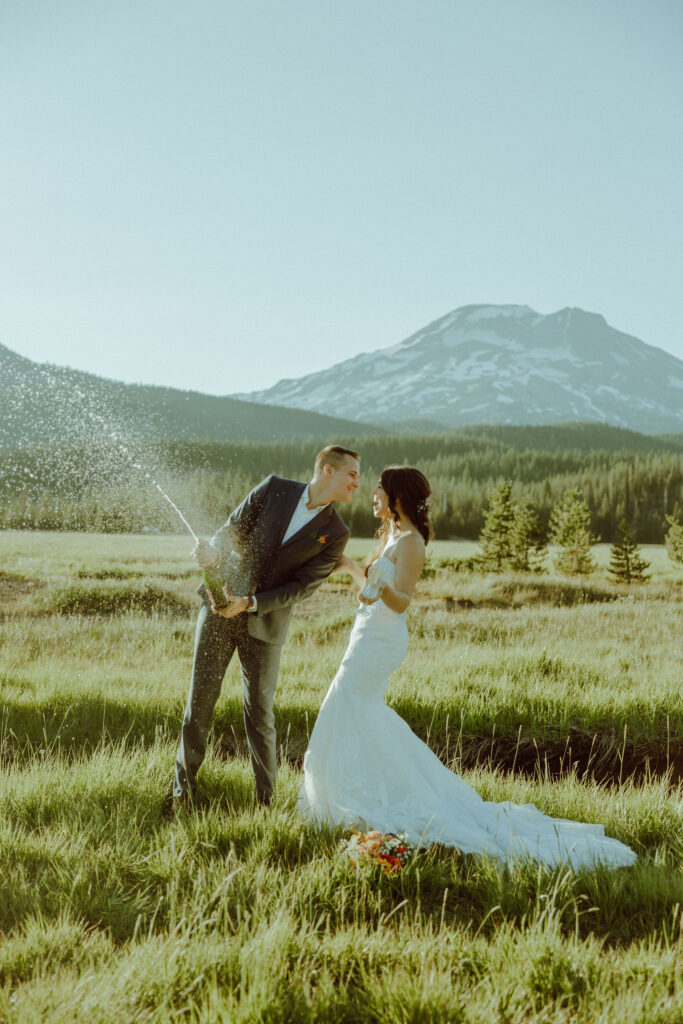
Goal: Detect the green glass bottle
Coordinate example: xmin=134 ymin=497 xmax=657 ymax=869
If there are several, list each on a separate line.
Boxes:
xmin=202 ymin=570 xmax=228 ymax=609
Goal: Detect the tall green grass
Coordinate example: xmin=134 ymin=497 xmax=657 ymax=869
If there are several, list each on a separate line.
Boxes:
xmin=2 ymin=595 xmax=680 ymax=775
xmin=0 ymin=530 xmax=681 ymax=1021
xmin=0 ymin=747 xmax=681 ymax=1022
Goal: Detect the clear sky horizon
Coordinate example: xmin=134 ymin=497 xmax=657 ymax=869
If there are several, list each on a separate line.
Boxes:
xmin=1 ymin=0 xmax=681 ymax=396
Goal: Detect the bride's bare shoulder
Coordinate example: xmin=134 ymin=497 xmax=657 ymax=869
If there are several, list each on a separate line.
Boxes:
xmin=396 ymin=531 xmax=426 ymax=563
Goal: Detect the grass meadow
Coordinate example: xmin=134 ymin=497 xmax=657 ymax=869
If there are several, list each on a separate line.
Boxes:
xmin=0 ymin=529 xmax=682 ymax=1022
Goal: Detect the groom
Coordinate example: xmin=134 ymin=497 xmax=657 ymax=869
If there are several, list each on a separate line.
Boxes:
xmin=171 ymin=444 xmax=360 ymax=811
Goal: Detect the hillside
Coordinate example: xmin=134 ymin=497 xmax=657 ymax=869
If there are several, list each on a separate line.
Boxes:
xmin=0 ymin=343 xmax=383 ymax=446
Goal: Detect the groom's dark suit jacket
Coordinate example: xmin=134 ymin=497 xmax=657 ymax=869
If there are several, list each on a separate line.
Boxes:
xmin=198 ymin=475 xmax=350 ymax=645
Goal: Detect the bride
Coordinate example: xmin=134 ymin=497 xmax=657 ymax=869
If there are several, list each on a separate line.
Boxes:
xmin=297 ymin=466 xmax=636 ymax=869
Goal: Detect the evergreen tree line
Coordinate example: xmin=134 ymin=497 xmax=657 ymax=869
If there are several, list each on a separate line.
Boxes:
xmin=476 ymin=483 xmax=683 ymax=580
xmin=0 ymin=434 xmax=681 ymax=543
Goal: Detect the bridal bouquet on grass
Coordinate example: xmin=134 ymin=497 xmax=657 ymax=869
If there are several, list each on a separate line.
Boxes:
xmin=342 ymin=830 xmax=414 ymax=875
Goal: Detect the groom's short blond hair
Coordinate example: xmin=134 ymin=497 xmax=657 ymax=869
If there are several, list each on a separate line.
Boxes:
xmin=314 ymin=445 xmax=360 ymax=475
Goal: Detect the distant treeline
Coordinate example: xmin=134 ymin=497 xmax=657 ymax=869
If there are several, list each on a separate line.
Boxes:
xmin=1 ymin=424 xmax=682 ymax=542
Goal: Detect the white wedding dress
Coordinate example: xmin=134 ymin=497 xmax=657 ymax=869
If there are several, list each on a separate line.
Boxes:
xmin=297 ymin=534 xmax=636 ymax=869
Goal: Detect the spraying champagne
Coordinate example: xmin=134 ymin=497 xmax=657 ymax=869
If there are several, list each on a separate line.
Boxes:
xmin=154 ymin=484 xmax=198 ymax=543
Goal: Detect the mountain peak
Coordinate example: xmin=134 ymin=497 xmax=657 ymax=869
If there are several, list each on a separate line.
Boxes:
xmin=553 ymin=306 xmax=607 ymax=325
xmin=236 ymin=304 xmax=683 ymax=434
xmin=457 ymin=303 xmax=536 ymax=321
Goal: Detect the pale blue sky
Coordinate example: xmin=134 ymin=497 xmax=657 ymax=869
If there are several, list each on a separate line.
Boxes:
xmin=1 ymin=0 xmax=681 ymax=394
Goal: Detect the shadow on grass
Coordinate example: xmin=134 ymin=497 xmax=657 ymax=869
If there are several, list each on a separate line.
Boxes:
xmin=2 ymin=691 xmax=681 ymax=786
xmin=1 ymin=776 xmax=680 ymax=948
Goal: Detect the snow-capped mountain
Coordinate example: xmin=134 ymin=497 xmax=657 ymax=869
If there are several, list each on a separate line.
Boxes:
xmin=236 ymin=305 xmax=683 ymax=433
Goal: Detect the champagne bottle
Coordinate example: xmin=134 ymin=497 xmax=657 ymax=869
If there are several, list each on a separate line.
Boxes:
xmin=202 ymin=570 xmax=228 ymax=609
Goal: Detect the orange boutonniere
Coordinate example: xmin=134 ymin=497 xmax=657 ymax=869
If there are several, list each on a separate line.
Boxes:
xmin=308 ymin=531 xmax=328 ymax=544
xmin=318 ymin=534 xmax=328 ymax=545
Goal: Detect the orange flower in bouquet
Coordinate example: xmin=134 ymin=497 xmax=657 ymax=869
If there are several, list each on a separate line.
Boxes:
xmin=342 ymin=830 xmax=413 ymax=875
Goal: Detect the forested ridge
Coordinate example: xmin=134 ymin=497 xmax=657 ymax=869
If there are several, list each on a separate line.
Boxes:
xmin=2 ymin=423 xmax=682 ymax=541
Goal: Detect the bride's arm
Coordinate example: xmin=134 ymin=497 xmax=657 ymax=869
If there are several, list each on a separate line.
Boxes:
xmin=376 ymin=534 xmax=425 ymax=614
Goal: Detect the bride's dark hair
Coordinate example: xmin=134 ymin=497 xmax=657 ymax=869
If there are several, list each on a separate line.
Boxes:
xmin=366 ymin=465 xmax=432 ymax=572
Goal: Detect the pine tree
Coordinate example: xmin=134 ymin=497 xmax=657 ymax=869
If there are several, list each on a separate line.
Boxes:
xmin=478 ymin=482 xmax=517 ymax=572
xmin=608 ymin=519 xmax=650 ymax=583
xmin=548 ymin=490 xmax=598 ymax=576
xmin=665 ymin=514 xmax=683 ymax=567
xmin=510 ymin=499 xmax=547 ymax=572
xmin=477 ymin=484 xmax=546 ymax=573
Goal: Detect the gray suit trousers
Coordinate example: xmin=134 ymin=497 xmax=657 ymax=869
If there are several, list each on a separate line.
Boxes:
xmin=174 ymin=605 xmax=283 ymax=804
